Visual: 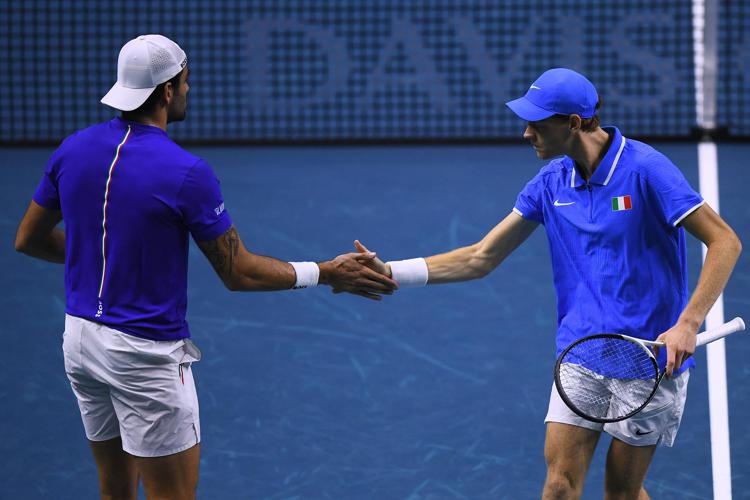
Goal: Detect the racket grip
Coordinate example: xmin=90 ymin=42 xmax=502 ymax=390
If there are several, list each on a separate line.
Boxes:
xmin=695 ymin=317 xmax=746 ymax=347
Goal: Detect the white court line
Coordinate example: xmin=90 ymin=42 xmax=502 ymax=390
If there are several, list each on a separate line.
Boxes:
xmin=698 ymin=141 xmax=732 ymax=500
xmin=693 ymin=0 xmax=730 ymax=495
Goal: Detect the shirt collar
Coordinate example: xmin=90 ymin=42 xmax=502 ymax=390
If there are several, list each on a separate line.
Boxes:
xmin=113 ymin=117 xmax=168 ymax=137
xmin=569 ymin=126 xmax=626 ymax=188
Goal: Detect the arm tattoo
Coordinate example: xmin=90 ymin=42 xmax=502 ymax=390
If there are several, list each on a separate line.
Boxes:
xmin=202 ymin=226 xmax=240 ymax=282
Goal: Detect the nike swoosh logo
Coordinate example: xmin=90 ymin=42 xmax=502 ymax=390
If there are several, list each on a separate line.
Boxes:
xmin=635 ymin=429 xmax=653 ymax=436
xmin=553 ymin=199 xmax=576 ymax=207
xmin=530 ymin=85 xmax=542 ymax=90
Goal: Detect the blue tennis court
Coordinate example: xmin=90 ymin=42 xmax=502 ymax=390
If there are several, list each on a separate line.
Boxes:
xmin=2 ymin=142 xmax=747 ymax=499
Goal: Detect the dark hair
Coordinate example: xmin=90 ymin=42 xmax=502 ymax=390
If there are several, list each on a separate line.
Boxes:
xmin=579 ymin=96 xmax=602 ymax=132
xmin=554 ymin=96 xmax=602 ymax=132
xmin=122 ymin=70 xmax=183 ymax=119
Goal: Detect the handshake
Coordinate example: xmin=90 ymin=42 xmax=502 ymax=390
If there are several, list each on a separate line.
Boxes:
xmin=320 ymin=240 xmax=396 ymax=301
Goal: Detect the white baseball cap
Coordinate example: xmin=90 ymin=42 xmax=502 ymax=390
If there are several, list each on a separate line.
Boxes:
xmin=101 ymin=34 xmax=187 ymax=111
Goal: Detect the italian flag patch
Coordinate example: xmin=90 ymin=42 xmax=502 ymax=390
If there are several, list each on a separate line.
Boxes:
xmin=612 ymin=195 xmax=632 ymax=211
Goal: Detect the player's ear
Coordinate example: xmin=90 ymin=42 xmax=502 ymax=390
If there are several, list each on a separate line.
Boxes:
xmin=163 ymin=81 xmax=174 ymax=106
xmin=568 ymin=114 xmax=582 ymax=132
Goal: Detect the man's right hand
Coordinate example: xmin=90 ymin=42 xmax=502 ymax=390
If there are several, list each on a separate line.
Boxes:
xmin=330 ymin=240 xmax=396 ymax=298
xmin=319 ymin=250 xmax=397 ymax=301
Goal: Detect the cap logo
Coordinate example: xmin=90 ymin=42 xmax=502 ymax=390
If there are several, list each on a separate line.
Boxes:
xmin=180 ymin=57 xmax=187 ymax=68
xmin=530 ymin=85 xmax=542 ymax=90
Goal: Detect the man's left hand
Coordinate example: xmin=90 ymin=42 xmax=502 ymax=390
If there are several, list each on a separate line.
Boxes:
xmin=654 ymin=321 xmax=699 ymax=377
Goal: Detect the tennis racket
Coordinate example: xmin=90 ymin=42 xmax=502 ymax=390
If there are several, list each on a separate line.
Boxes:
xmin=554 ymin=317 xmax=745 ymax=423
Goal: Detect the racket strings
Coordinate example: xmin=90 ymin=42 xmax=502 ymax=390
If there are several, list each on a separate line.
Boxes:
xmin=558 ymin=337 xmax=659 ymax=420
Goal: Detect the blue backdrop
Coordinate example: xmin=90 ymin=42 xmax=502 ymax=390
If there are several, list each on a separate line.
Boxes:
xmin=4 ymin=0 xmax=749 ymax=142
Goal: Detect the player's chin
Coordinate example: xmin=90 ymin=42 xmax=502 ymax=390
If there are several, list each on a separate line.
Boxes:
xmin=534 ymin=148 xmax=560 ymax=160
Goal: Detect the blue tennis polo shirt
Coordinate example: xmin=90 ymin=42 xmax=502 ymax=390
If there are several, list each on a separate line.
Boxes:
xmin=513 ymin=127 xmax=704 ymax=374
xmin=33 ymin=117 xmax=233 ymax=341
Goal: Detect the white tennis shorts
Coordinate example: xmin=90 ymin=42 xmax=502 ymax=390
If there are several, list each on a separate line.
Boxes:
xmin=62 ymin=314 xmax=202 ymax=457
xmin=545 ymin=369 xmax=690 ymax=447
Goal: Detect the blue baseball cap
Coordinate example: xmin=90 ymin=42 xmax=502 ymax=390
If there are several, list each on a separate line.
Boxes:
xmin=506 ymin=68 xmax=598 ymax=122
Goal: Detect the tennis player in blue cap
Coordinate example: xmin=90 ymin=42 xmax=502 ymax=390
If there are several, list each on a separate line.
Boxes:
xmin=15 ymin=34 xmax=397 ymax=499
xmin=350 ymin=68 xmax=741 ymax=499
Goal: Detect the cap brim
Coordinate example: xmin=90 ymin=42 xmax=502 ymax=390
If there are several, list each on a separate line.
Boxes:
xmin=101 ymin=82 xmax=156 ymax=112
xmin=505 ymin=96 xmax=556 ymax=122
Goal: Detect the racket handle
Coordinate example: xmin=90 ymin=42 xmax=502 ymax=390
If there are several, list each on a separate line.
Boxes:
xmin=695 ymin=317 xmax=746 ymax=347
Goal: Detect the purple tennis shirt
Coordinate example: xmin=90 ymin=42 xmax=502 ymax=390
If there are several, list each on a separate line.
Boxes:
xmin=33 ymin=117 xmax=232 ymax=341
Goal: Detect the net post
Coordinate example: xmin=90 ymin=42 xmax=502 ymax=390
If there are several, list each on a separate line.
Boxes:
xmin=694 ymin=0 xmax=718 ymax=132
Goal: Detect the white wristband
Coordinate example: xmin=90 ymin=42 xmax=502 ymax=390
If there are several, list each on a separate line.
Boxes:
xmin=387 ymin=258 xmax=428 ymax=287
xmin=289 ymin=262 xmax=319 ymax=289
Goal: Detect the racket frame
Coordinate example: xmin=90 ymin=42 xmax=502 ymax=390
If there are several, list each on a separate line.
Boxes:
xmin=553 ymin=316 xmax=746 ymax=424
xmin=554 ymin=333 xmax=663 ymax=423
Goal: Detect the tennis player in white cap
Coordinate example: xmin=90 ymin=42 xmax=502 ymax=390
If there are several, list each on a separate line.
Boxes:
xmin=16 ymin=34 xmax=397 ymax=499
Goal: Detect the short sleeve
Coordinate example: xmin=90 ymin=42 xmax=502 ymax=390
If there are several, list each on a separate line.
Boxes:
xmin=32 ymin=148 xmax=62 ymax=210
xmin=644 ymin=154 xmax=704 ymax=227
xmin=513 ymin=174 xmax=545 ymax=224
xmin=177 ymin=159 xmax=233 ymax=241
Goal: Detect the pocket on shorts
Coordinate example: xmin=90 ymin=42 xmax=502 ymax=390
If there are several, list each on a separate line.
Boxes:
xmin=167 ymin=339 xmax=202 ymax=366
xmin=637 ymin=397 xmax=674 ymax=418
xmin=62 ymin=316 xmax=84 ymax=373
xmin=616 ymin=379 xmax=679 ymax=439
xmin=638 ymin=380 xmax=678 ymax=415
xmin=180 ymin=339 xmax=202 ymax=363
